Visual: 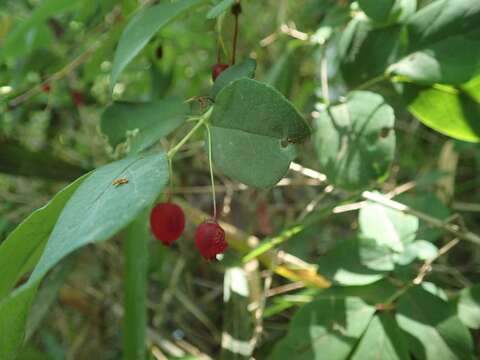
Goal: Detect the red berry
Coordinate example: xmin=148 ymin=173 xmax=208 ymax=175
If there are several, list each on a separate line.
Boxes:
xmin=212 ymin=63 xmax=229 ymax=81
xmin=195 ymin=219 xmax=228 ymax=260
xmin=150 ymin=203 xmax=185 ymax=246
xmin=71 ymin=90 xmax=84 ymax=107
xmin=41 ymin=83 xmax=51 ymax=93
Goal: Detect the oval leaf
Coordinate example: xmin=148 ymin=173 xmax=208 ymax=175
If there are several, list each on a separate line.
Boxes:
xmin=210 ymin=78 xmax=310 ymax=188
xmin=314 ymin=91 xmax=396 ymax=190
xmin=111 ymin=0 xmax=206 ymax=89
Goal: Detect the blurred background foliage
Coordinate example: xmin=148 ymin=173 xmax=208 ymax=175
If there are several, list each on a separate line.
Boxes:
xmin=0 ymin=0 xmax=479 ymax=359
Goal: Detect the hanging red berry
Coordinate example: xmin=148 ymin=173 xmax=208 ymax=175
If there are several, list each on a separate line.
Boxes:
xmin=212 ymin=63 xmax=229 ymax=81
xmin=195 ymin=219 xmax=228 ymax=260
xmin=150 ymin=203 xmax=185 ymax=246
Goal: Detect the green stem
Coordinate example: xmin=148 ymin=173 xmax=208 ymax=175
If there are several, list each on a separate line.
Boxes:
xmin=205 ymin=124 xmax=217 ymax=219
xmin=354 ymin=74 xmax=387 ymax=91
xmin=167 ymin=107 xmax=213 ymax=160
xmin=123 ymin=209 xmax=150 ymax=360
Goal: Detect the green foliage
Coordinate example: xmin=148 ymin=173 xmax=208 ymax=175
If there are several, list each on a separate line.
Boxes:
xmin=403 ymin=84 xmax=480 ymax=142
xmin=100 ymin=98 xmax=189 ymax=154
xmin=210 ymin=78 xmax=310 ymax=188
xmin=1 ymin=0 xmax=480 ymax=358
xmin=314 ymin=91 xmax=396 ymax=190
xmin=457 ymin=284 xmax=480 ymax=329
xmin=397 ymin=287 xmax=475 ymax=360
xmin=270 ymin=296 xmax=376 ymax=359
xmin=111 ymin=0 xmax=208 ymax=88
xmin=350 ymin=313 xmax=409 ymax=360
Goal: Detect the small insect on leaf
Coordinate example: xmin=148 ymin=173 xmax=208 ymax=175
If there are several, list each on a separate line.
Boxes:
xmin=112 ymin=178 xmax=129 ymax=187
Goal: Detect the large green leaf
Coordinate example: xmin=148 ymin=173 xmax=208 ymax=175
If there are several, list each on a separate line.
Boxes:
xmin=100 ymin=98 xmax=189 ymax=154
xmin=396 ymin=286 xmax=475 ymax=360
xmin=403 ymin=83 xmax=480 ymax=142
xmin=211 ymin=59 xmax=256 ymax=98
xmin=339 ymin=19 xmax=401 ymax=87
xmin=30 ymin=153 xmax=168 ymax=282
xmin=0 ymin=153 xmax=169 ymax=359
xmin=210 ymin=78 xmax=310 ymax=188
xmin=270 ymin=297 xmax=375 ymax=359
xmin=111 ymin=0 xmax=206 ymax=88
xmin=351 ymin=313 xmax=410 ymax=360
xmin=457 ymin=284 xmax=480 ymax=329
xmin=314 ymin=91 xmax=396 ymax=190
xmin=388 ymin=0 xmax=480 ymax=84
xmin=0 ymin=175 xmax=87 ymax=300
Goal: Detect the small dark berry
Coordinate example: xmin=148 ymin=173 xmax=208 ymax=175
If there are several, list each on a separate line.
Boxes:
xmin=41 ymin=83 xmax=51 ymax=93
xmin=195 ymin=219 xmax=228 ymax=260
xmin=150 ymin=203 xmax=186 ymax=246
xmin=212 ymin=63 xmax=229 ymax=81
xmin=71 ymin=91 xmax=84 ymax=107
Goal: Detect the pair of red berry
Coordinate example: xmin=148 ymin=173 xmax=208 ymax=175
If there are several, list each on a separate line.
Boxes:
xmin=150 ymin=203 xmax=228 ymax=261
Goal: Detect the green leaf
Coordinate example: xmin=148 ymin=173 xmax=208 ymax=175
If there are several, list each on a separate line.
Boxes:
xmin=357 ymin=0 xmax=416 ymax=24
xmin=30 ymin=153 xmax=168 ymax=282
xmin=314 ymin=91 xmax=396 ymax=190
xmin=317 ymin=237 xmax=387 ymax=286
xmin=406 ymin=0 xmax=480 ymax=49
xmin=111 ymin=0 xmax=206 ymax=89
xmin=358 ymin=237 xmax=395 ymax=272
xmin=403 ymin=83 xmax=480 ymax=142
xmin=0 ymin=175 xmax=87 ymax=300
xmin=339 ymin=19 xmax=401 ymax=87
xmin=388 ymin=0 xmax=480 ymax=85
xmin=397 ymin=286 xmax=475 ymax=360
xmin=211 ymin=59 xmax=256 ymax=98
xmin=100 ymin=98 xmax=189 ymax=154
xmin=388 ymin=31 xmax=480 ymax=85
xmin=359 ymin=199 xmax=419 ymax=253
xmin=210 ymin=78 xmax=310 ymax=188
xmin=351 ymin=313 xmax=410 ymax=360
xmin=0 ymin=153 xmax=168 ymax=359
xmin=270 ymin=297 xmax=375 ymax=359
xmin=207 ymin=0 xmax=235 ymax=19
xmin=395 ymin=240 xmax=438 ymax=265
xmin=457 ymin=284 xmax=480 ymax=329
